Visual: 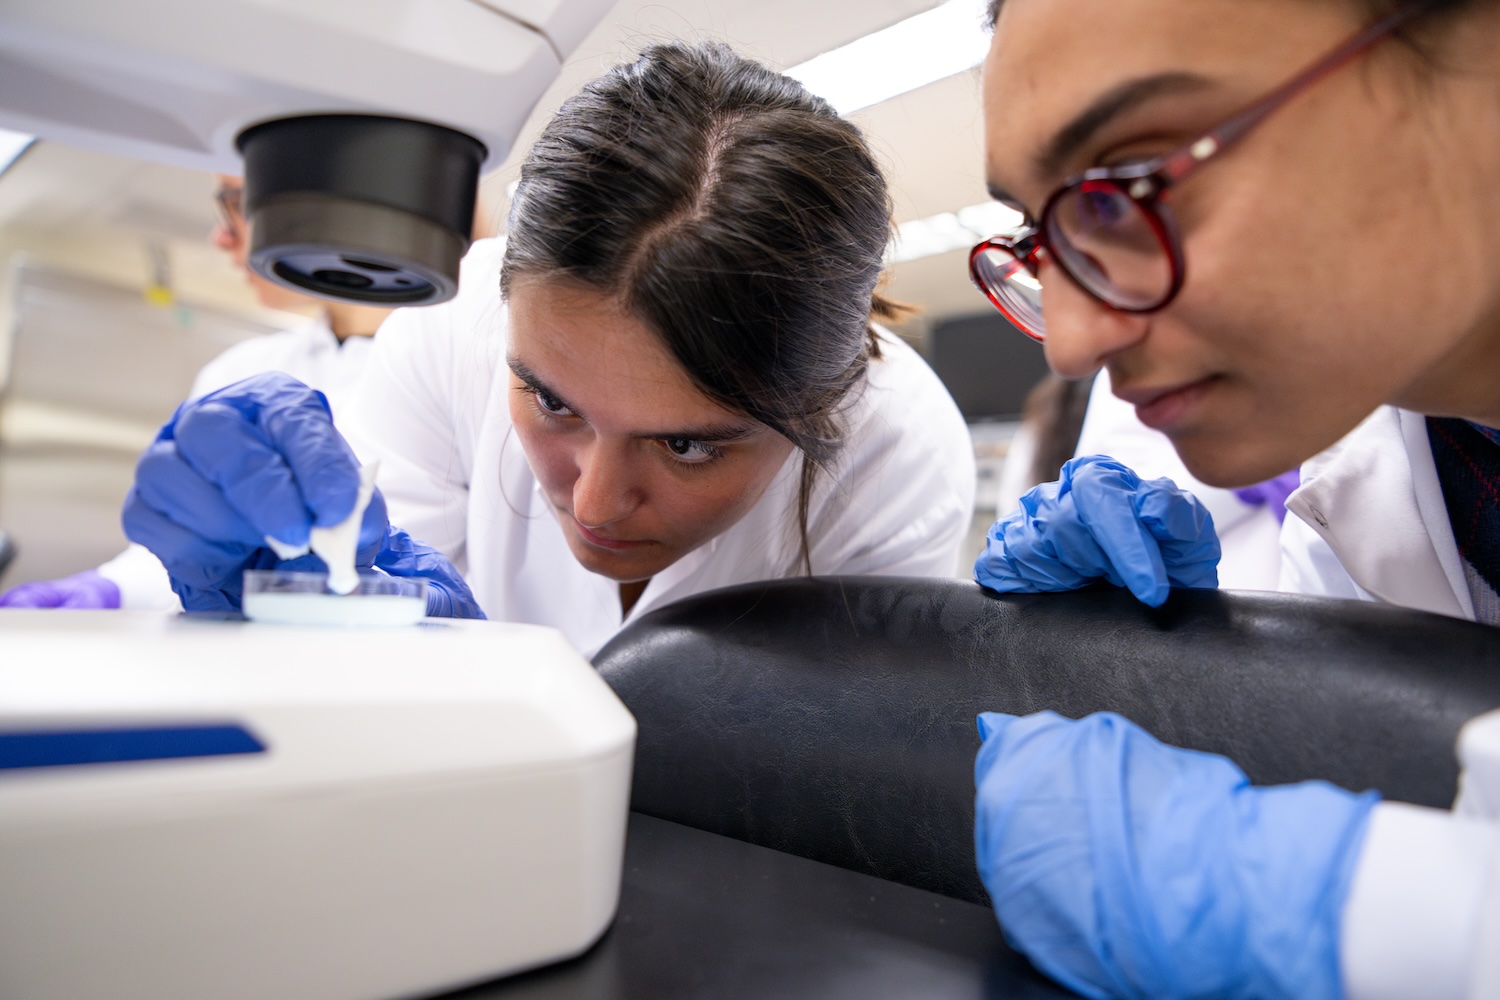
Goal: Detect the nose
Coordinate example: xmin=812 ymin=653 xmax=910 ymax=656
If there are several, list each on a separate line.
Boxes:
xmin=571 ymin=439 xmax=644 ymax=529
xmin=1038 ymin=260 xmax=1150 ymax=379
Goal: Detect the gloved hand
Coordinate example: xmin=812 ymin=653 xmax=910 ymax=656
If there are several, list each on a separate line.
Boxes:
xmin=122 ymin=372 xmax=483 ymax=618
xmin=0 ymin=569 xmax=121 ymax=608
xmin=975 ymin=454 xmax=1219 ymax=607
xmin=974 ymin=710 xmax=1379 ymax=1000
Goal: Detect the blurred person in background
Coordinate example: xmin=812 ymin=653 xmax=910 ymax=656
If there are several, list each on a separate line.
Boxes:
xmin=992 ymin=373 xmax=1094 ymax=516
xmin=0 ymin=175 xmax=390 ymax=609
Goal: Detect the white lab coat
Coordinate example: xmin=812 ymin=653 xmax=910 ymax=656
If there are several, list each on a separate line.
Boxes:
xmin=1342 ymin=711 xmax=1500 ymax=1000
xmin=1281 ymin=405 xmax=1475 ymax=620
xmin=342 ymin=238 xmax=977 ymax=656
xmin=1074 ymin=371 xmax=1284 ymax=591
xmin=1264 ymin=406 xmax=1499 ymax=996
xmin=98 ymin=316 xmax=373 ymax=610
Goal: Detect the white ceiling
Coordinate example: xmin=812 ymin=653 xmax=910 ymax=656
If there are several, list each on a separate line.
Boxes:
xmin=0 ymin=0 xmax=994 ymax=336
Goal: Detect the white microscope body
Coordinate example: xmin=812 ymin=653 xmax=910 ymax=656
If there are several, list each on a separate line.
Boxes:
xmin=0 ymin=0 xmax=619 ymax=303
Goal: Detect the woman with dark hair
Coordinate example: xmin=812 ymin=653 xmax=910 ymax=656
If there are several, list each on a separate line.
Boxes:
xmin=961 ymin=0 xmax=1500 ymax=995
xmin=117 ymin=42 xmax=975 ymax=655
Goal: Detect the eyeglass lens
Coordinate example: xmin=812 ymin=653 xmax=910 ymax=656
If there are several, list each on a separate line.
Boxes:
xmin=1045 ymin=181 xmax=1174 ymax=311
xmin=971 ymin=244 xmax=1046 ymax=340
xmin=972 ymin=182 xmax=1177 ymax=341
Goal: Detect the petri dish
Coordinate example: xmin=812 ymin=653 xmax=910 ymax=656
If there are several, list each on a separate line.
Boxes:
xmin=242 ymin=570 xmax=428 ymax=627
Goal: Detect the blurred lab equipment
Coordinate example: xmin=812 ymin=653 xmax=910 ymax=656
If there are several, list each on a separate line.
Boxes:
xmin=0 ymin=0 xmax=615 ymax=304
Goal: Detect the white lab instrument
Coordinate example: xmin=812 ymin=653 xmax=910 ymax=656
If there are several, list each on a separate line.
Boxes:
xmin=0 ymin=0 xmax=618 ymax=303
xmin=0 ymin=610 xmax=636 ymax=1000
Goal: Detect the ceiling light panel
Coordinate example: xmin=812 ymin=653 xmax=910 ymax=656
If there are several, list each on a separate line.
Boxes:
xmin=785 ymin=0 xmax=991 ymax=116
xmin=888 ymin=200 xmax=1024 ymax=264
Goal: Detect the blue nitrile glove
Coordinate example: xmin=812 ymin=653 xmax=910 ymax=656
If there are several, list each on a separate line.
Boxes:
xmin=122 ymin=372 xmax=483 ymax=618
xmin=973 ymin=710 xmax=1379 ymax=1000
xmin=975 ymin=454 xmax=1219 ymax=607
xmin=0 ymin=569 xmax=121 ymax=608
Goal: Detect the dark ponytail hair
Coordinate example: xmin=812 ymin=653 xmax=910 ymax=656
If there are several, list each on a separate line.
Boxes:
xmin=501 ymin=41 xmax=900 ymax=572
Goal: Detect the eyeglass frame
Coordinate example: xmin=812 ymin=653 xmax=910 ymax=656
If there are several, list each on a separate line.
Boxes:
xmin=968 ymin=2 xmax=1425 ymax=341
xmin=214 ymin=185 xmax=245 ymax=235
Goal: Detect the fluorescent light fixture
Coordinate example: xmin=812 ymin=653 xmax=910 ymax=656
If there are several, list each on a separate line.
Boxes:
xmin=888 ymin=200 xmax=1024 ymax=264
xmin=785 ymin=0 xmax=991 ymax=115
xmin=0 ymin=127 xmax=35 ymax=179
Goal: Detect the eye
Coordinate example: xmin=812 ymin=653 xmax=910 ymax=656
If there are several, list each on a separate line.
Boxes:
xmin=522 ymin=384 xmax=573 ymax=417
xmin=1078 ymin=187 xmax=1130 ymax=228
xmin=662 ymin=437 xmax=722 ymax=465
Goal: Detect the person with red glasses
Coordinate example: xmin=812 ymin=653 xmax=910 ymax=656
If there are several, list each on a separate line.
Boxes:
xmin=966 ymin=0 xmax=1500 ymax=997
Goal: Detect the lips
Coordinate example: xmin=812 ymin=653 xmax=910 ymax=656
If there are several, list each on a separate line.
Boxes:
xmin=572 ymin=518 xmax=649 ymax=551
xmin=1114 ymin=376 xmax=1217 ymax=432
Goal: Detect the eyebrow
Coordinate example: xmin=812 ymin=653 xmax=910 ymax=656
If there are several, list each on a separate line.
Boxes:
xmin=986 ymin=71 xmax=1215 ymax=209
xmin=1036 ymin=71 xmax=1212 ymax=180
xmin=506 ymin=356 xmax=759 ymax=443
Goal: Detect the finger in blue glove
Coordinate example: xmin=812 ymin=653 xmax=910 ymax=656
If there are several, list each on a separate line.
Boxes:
xmin=973 ymin=710 xmax=1378 ymax=1000
xmin=168 ymin=373 xmax=362 ymax=547
xmin=351 ymin=489 xmax=485 ymax=619
xmin=124 ymin=374 xmax=365 ymax=611
xmin=1133 ymin=480 xmax=1219 ymax=591
xmin=125 ymin=373 xmax=484 ymax=617
xmin=974 ymin=454 xmax=1219 ymax=606
xmin=372 ymin=523 xmax=486 ymax=619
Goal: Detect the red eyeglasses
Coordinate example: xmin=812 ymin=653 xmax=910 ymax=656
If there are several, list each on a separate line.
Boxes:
xmin=969 ymin=4 xmax=1422 ymax=341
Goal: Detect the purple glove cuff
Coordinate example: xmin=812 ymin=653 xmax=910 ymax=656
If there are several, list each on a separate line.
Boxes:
xmin=0 ymin=568 xmax=122 ymax=609
xmin=1232 ymin=469 xmax=1300 ymax=524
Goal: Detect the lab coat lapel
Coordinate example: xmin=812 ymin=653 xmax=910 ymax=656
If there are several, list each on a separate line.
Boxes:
xmin=1286 ymin=406 xmax=1470 ymax=620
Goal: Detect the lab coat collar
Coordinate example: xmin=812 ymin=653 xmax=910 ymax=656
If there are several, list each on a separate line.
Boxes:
xmin=279 ymin=312 xmax=340 ymax=356
xmin=1285 ymin=406 xmax=1471 ymax=619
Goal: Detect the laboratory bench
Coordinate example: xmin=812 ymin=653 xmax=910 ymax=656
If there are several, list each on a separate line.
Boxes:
xmin=449 ymin=812 xmax=1069 ymax=1000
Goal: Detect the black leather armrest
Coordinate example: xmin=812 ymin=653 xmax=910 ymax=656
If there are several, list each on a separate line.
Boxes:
xmin=594 ymin=578 xmax=1500 ymax=904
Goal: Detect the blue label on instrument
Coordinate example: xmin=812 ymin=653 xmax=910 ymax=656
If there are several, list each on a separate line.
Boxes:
xmin=0 ymin=724 xmax=266 ymax=770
